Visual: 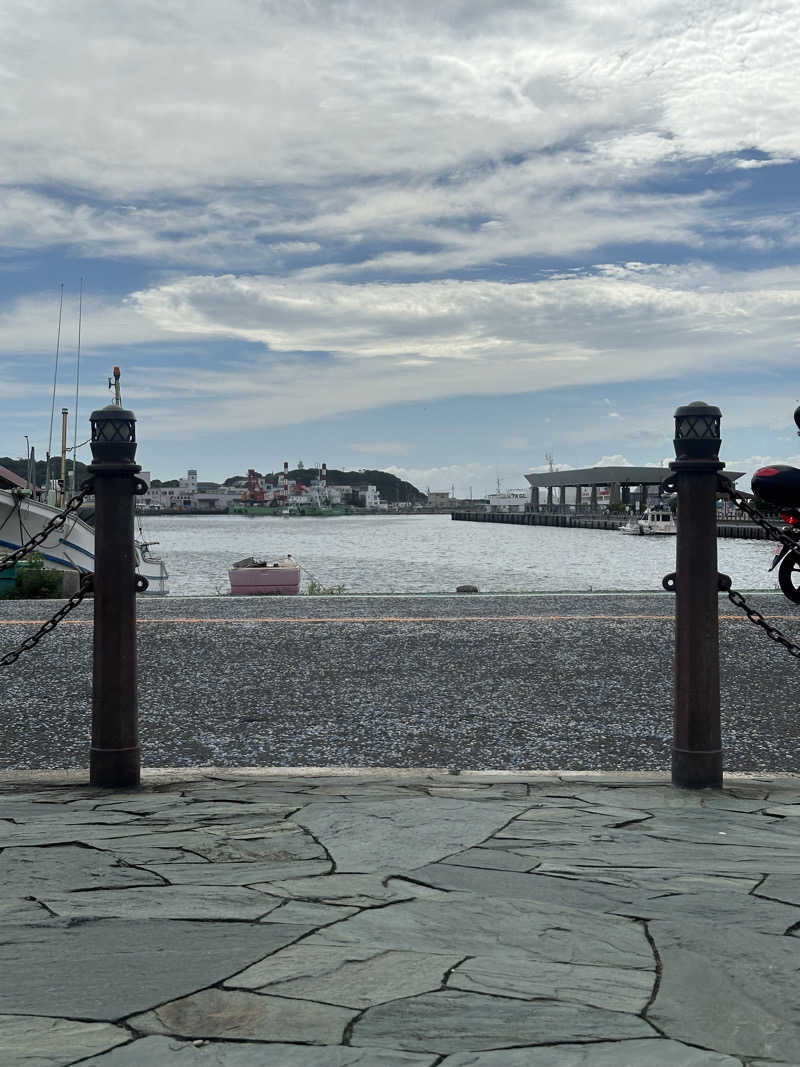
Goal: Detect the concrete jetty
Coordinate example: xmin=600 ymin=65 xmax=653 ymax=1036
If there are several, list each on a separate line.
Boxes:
xmin=452 ymin=511 xmax=768 ymax=538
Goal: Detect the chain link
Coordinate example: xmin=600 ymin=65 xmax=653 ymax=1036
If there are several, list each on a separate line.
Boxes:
xmin=717 ymin=475 xmax=800 ymax=656
xmin=725 ymin=586 xmax=800 ymax=658
xmin=0 ymin=487 xmax=94 ymax=667
xmin=718 ymin=477 xmax=800 ymax=551
xmin=0 ymin=573 xmax=93 ymax=668
xmin=0 ymin=487 xmax=91 ymax=573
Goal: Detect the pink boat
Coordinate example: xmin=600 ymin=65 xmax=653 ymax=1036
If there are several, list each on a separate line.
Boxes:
xmin=228 ymin=555 xmax=301 ymax=595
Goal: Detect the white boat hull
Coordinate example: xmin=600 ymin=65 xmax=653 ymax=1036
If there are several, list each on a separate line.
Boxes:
xmin=618 ymin=507 xmax=677 ymax=536
xmin=0 ymin=489 xmax=168 ymax=594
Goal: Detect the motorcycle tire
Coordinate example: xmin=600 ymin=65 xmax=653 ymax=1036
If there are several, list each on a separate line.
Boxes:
xmin=778 ymin=552 xmax=800 ymax=604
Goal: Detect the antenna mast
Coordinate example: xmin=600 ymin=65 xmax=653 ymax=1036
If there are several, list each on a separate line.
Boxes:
xmin=109 ymin=365 xmax=122 ymax=405
xmin=71 ymin=277 xmax=84 ymax=496
xmin=45 ymin=283 xmax=64 ymax=502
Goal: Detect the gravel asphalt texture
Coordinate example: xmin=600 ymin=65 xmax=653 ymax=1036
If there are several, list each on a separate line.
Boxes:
xmin=1 ymin=592 xmax=798 ymax=772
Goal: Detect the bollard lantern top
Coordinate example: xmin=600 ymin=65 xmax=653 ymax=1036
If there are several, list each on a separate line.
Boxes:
xmin=89 ymin=404 xmax=137 ymax=466
xmin=673 ymin=401 xmax=721 ymax=462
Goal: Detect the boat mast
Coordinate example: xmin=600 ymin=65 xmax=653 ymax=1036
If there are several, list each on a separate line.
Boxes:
xmin=71 ymin=276 xmax=83 ymax=497
xmin=110 ymin=365 xmax=122 ymax=405
xmin=59 ymin=407 xmax=68 ymax=508
xmin=45 ymin=283 xmax=64 ymax=503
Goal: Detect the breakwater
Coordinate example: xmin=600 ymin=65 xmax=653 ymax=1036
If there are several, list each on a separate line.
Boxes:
xmin=451 ymin=510 xmax=768 ymax=539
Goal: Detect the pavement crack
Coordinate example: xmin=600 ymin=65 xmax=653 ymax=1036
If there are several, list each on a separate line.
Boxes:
xmin=341 ymin=1005 xmax=370 ymax=1046
xmin=294 ymin=824 xmax=336 ymax=875
xmin=608 ymin=814 xmax=654 ymax=829
xmin=442 ymin=955 xmax=471 ymax=988
xmin=639 ymin=918 xmax=663 ymax=1022
xmin=384 ymin=873 xmax=452 ymax=893
xmin=748 ymin=873 xmax=769 ymax=895
xmin=23 ymin=895 xmax=58 ymax=918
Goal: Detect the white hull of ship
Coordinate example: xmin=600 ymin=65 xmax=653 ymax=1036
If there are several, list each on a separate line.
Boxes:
xmin=0 ymin=489 xmax=168 ymax=594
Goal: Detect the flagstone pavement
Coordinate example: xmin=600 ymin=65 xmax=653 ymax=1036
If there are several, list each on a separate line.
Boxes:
xmin=1 ymin=767 xmax=798 ymax=1066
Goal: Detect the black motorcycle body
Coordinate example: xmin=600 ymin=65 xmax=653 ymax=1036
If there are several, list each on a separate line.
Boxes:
xmin=752 ymin=465 xmax=800 ymax=603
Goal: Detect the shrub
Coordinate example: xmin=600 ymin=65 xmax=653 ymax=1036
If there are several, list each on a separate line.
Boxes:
xmin=14 ymin=554 xmax=64 ymax=599
xmin=305 ymin=578 xmax=347 ymax=596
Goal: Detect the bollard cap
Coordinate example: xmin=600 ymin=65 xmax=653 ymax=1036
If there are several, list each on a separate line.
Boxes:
xmin=89 ymin=404 xmax=137 ymax=466
xmin=673 ymin=401 xmax=721 ymax=462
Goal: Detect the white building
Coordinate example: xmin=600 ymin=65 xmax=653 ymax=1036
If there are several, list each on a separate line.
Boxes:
xmin=488 ymin=490 xmax=528 ymax=513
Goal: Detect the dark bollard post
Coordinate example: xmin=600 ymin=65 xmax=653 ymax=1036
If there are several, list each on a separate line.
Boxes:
xmin=87 ymin=400 xmax=142 ymax=787
xmin=668 ymin=402 xmax=724 ymax=789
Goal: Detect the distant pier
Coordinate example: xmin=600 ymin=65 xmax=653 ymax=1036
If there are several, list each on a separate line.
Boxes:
xmin=451 ymin=510 xmax=768 ymax=539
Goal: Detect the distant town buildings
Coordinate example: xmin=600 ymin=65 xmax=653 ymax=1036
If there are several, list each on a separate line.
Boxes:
xmin=138 ymin=467 xmax=388 ymax=513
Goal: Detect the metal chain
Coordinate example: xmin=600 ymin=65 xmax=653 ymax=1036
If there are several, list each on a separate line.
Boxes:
xmin=0 ymin=487 xmax=91 ymax=573
xmin=718 ymin=477 xmax=800 ymax=551
xmin=715 ymin=475 xmax=800 ymax=656
xmin=725 ymin=585 xmax=800 ymax=658
xmin=0 ymin=573 xmax=93 ymax=668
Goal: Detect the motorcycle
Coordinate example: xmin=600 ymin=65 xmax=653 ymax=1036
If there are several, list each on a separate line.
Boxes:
xmin=750 ymin=464 xmax=800 ymax=604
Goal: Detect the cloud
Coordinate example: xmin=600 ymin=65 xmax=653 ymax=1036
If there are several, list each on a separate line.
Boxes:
xmin=594 ymin=454 xmax=634 ymax=467
xmin=385 ymin=460 xmax=528 ymax=497
xmin=347 ymin=441 xmax=412 ymax=455
xmin=126 ymin=265 xmax=800 ymax=398
xmin=3 ymin=1 xmax=799 ymax=198
xmin=1 ymin=1 xmax=799 ymax=277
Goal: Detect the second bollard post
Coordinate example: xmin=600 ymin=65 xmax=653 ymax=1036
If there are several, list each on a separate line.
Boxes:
xmin=87 ymin=397 xmax=142 ymax=788
xmin=667 ymin=401 xmax=724 ymax=789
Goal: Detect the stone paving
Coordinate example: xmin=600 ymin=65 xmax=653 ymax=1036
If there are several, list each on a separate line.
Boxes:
xmin=1 ymin=768 xmax=799 ymax=1065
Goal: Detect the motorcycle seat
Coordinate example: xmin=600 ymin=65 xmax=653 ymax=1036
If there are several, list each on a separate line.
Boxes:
xmin=751 ymin=465 xmax=800 ymax=508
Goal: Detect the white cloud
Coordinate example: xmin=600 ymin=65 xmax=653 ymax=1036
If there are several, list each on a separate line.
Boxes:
xmin=385 ymin=460 xmax=525 ymax=498
xmin=1 ymin=1 xmax=799 ymax=273
xmin=594 ymin=454 xmax=634 ymax=467
xmin=126 ymin=266 xmax=800 ymax=401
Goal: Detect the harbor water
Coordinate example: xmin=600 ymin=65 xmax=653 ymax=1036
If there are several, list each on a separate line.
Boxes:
xmin=140 ymin=513 xmax=777 ymax=596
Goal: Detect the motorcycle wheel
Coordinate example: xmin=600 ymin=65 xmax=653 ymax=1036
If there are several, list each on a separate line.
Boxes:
xmin=778 ymin=552 xmax=800 ymax=604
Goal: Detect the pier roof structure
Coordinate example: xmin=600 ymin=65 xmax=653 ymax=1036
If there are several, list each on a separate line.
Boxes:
xmin=524 ymin=465 xmax=744 ymax=489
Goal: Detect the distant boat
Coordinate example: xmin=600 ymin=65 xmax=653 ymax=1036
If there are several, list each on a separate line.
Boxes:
xmin=619 ymin=505 xmax=677 ymax=536
xmin=0 ymin=487 xmax=169 ymax=594
xmin=228 ymin=554 xmax=300 ymax=595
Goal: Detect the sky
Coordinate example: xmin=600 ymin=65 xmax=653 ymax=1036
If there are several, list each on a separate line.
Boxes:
xmin=3 ymin=0 xmax=800 ymax=496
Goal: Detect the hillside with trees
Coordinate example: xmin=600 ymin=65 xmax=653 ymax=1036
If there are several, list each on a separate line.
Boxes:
xmin=224 ymin=468 xmax=425 ymax=503
xmin=0 ymin=456 xmax=90 ymax=486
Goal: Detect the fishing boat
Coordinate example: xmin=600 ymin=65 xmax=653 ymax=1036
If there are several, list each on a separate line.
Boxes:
xmin=1 ymin=360 xmax=169 ymax=594
xmin=228 ymin=554 xmax=300 ymax=595
xmin=0 ymin=486 xmax=169 ymax=594
xmin=619 ymin=504 xmax=677 ymax=536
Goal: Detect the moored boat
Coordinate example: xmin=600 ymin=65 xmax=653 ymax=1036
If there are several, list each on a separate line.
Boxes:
xmin=638 ymin=504 xmax=677 ymax=535
xmin=1 ymin=364 xmax=169 ymax=594
xmin=619 ymin=504 xmax=677 ymax=536
xmin=228 ymin=554 xmax=301 ymax=595
xmin=618 ymin=516 xmax=642 ymax=535
xmin=0 ymin=487 xmax=169 ymax=593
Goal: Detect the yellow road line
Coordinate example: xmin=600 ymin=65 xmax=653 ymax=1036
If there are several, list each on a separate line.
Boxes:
xmin=0 ymin=614 xmax=797 ymax=624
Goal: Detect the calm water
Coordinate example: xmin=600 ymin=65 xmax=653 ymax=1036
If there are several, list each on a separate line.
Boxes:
xmin=139 ymin=514 xmax=776 ymax=596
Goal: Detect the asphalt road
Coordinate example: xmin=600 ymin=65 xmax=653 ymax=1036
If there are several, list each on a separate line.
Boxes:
xmin=1 ymin=592 xmax=798 ymax=771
